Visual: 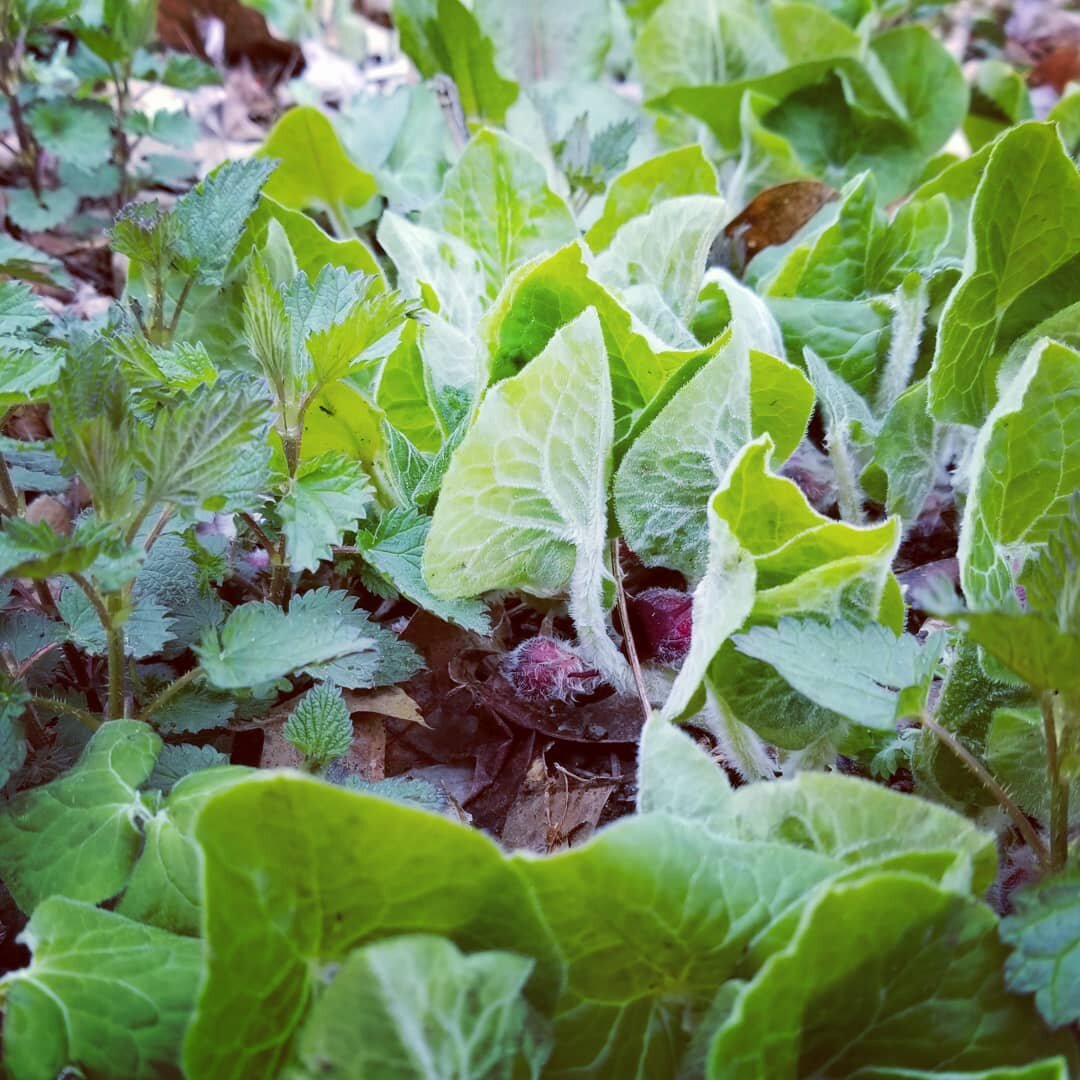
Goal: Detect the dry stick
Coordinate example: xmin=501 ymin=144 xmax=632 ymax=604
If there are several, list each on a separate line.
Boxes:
xmin=612 ymin=539 xmax=652 ymax=723
xmin=1040 ymin=692 xmax=1070 ymax=872
xmin=921 ymin=711 xmax=1050 ymax=870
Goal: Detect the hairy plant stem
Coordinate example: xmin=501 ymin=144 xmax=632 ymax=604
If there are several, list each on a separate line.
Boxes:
xmin=827 ymin=422 xmax=864 ymax=525
xmin=240 ymin=512 xmax=276 ymax=556
xmin=106 ymin=619 xmax=125 ymax=720
xmin=165 ymin=272 xmax=198 ymax=342
xmin=921 ymin=711 xmax=1050 ymax=870
xmin=0 ymin=15 xmax=40 ymax=197
xmin=69 ymin=572 xmax=111 ymax=629
xmin=269 ymin=430 xmax=302 ymax=605
xmin=0 ymin=444 xmax=20 ymax=516
xmin=139 ymin=666 xmax=203 ymax=724
xmin=143 ymin=504 xmax=173 ymax=551
xmin=30 ymin=695 xmax=101 ymax=732
xmin=1040 ymin=692 xmax=1070 ymax=872
xmin=612 ymin=539 xmax=652 ymax=724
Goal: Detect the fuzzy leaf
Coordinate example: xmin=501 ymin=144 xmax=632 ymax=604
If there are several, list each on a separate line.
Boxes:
xmin=0 ymin=899 xmax=202 ymax=1080
xmin=283 ymin=682 xmax=353 ymax=768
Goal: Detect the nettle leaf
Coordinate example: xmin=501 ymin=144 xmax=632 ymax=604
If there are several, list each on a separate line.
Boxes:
xmin=135 ymin=376 xmax=274 ymax=513
xmin=58 ymin=587 xmax=175 ymax=659
xmin=184 ymin=773 xmax=562 ymax=1078
xmin=1001 ymin=868 xmax=1080 ymax=1029
xmin=0 ymin=279 xmax=49 ymax=344
xmin=0 ymin=674 xmax=29 ymax=788
xmin=0 ymin=344 xmax=63 ymax=406
xmin=258 ymin=106 xmax=377 ymax=228
xmin=0 ymin=898 xmax=201 ymax=1080
xmin=305 ymin=281 xmax=412 ymax=388
xmin=278 ymin=451 xmax=374 ymax=572
xmin=959 ymin=340 xmax=1080 ymax=610
xmin=395 ymin=0 xmax=519 ymax=123
xmin=421 ymin=129 xmax=577 ymax=303
xmin=355 ymin=507 xmax=491 ymax=633
xmin=195 ymin=588 xmax=377 ymax=690
xmin=292 ymin=935 xmax=549 ymax=1080
xmin=0 ymin=721 xmax=160 ymax=911
xmin=591 ymin=194 xmax=728 ymax=342
xmin=175 ymin=158 xmax=277 ymax=286
xmin=706 ymin=872 xmax=1066 ymax=1077
xmin=151 ymin=684 xmax=238 ymax=736
xmin=615 ymin=333 xmax=811 ymax=581
xmin=0 ymin=518 xmax=132 ymax=579
xmin=4 ymin=185 xmax=78 ymax=231
xmin=931 ymin=123 xmax=1080 ymax=425
xmin=146 ymin=743 xmax=231 ymax=793
xmin=28 ymin=99 xmax=113 ymax=168
xmin=733 ymin=618 xmax=937 ymax=731
xmin=474 ymin=0 xmax=610 ymax=85
xmin=283 ymin=681 xmax=353 ymax=768
xmin=423 ymin=309 xmax=629 ymax=688
xmin=585 ymin=144 xmax=719 ymax=254
xmin=516 ymin=815 xmax=840 ymax=1075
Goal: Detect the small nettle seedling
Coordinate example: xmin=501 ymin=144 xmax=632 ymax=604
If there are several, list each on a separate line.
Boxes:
xmin=629 ymin=587 xmax=693 ymax=665
xmin=499 ymin=635 xmax=602 ymax=702
xmin=283 ymin=681 xmax=353 ymax=772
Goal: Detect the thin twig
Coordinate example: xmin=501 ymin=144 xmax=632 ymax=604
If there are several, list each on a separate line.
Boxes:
xmin=611 ymin=539 xmax=652 ymax=723
xmin=143 ymin=504 xmax=173 ymax=551
xmin=921 ymin=712 xmax=1050 ymax=871
xmin=240 ymin=512 xmax=276 ymax=556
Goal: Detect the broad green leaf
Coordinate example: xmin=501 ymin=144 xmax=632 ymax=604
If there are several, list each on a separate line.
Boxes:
xmin=0 ymin=898 xmax=201 ymax=1080
xmin=355 ymin=507 xmax=491 ymax=633
xmin=277 ymin=451 xmax=374 ymax=572
xmin=712 ymin=437 xmax=901 ymax=625
xmin=706 ymin=873 xmax=1066 ymax=1077
xmin=635 ymin=0 xmax=782 ymax=101
xmin=0 ymin=518 xmax=132 ymax=579
xmin=421 ymin=129 xmax=577 ymax=303
xmin=252 ymin=195 xmax=383 ymax=281
xmin=591 ymin=194 xmax=728 ymax=339
xmin=184 ymin=773 xmax=562 ymax=1078
xmin=116 ymin=766 xmax=251 ymax=936
xmin=258 ymin=107 xmax=377 ymax=230
xmin=135 ymin=376 xmax=273 ymax=513
xmin=958 ymin=340 xmax=1080 ymax=610
xmin=733 ymin=618 xmax=935 ymax=731
xmin=930 ymin=123 xmax=1080 ymax=425
xmin=375 ymin=316 xmax=478 ymax=453
xmin=635 ymin=713 xmax=733 ymax=828
xmin=175 ymin=158 xmax=276 ymax=287
xmin=514 ymin=813 xmax=840 ymax=1076
xmin=662 ymin=498 xmax=756 ymax=722
xmin=394 ymin=0 xmax=519 ymax=123
xmin=423 ymin=310 xmax=627 ymax=687
xmin=299 ymin=378 xmax=386 ymax=464
xmin=481 ymin=243 xmax=716 ymax=447
xmin=864 ymin=379 xmax=939 ymax=524
xmin=1001 ymin=868 xmax=1080 ymax=1029
xmin=615 ymin=335 xmax=811 ymax=580
xmin=377 ymin=211 xmax=486 ymax=331
xmin=585 ymin=144 xmax=719 ymax=253
xmin=292 ymin=936 xmax=550 ymax=1080
xmin=474 ymin=0 xmax=610 ymax=85
xmin=748 ymin=349 xmax=814 ymax=459
xmin=714 ymin=771 xmax=996 ymax=893
xmin=195 ymin=588 xmax=377 ymax=690
xmin=0 ymin=720 xmax=159 ymax=912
